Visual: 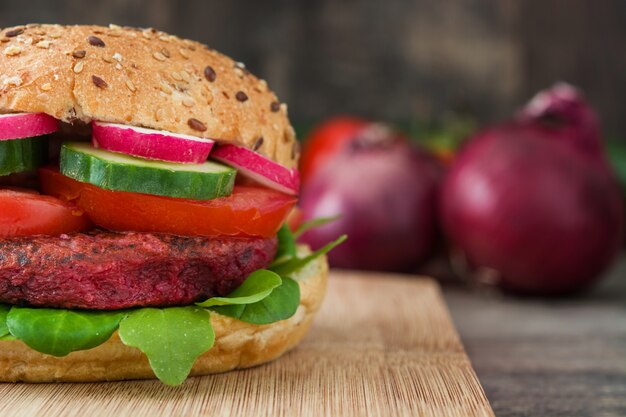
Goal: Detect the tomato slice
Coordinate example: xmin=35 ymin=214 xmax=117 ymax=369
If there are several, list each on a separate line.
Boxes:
xmin=39 ymin=167 xmax=297 ymax=238
xmin=0 ymin=188 xmax=92 ymax=237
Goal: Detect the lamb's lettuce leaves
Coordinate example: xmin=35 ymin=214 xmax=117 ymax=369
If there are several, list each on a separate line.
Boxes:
xmin=293 ymin=216 xmax=340 ymax=239
xmin=271 ymin=234 xmax=347 ymax=276
xmin=196 ymin=269 xmax=282 ymax=307
xmin=0 ymin=304 xmax=9 ymax=338
xmin=209 ymin=276 xmax=300 ymax=325
xmin=6 ymin=308 xmax=126 ymax=356
xmin=274 ymin=224 xmax=297 ymax=265
xmin=118 ymin=307 xmax=214 ymax=386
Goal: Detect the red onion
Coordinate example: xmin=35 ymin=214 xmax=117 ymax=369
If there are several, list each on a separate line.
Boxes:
xmin=299 ymin=124 xmax=442 ymax=272
xmin=441 ymin=84 xmax=624 ymax=295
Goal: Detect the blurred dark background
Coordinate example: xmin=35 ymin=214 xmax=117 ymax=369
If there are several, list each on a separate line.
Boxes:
xmin=1 ymin=0 xmax=625 ymax=138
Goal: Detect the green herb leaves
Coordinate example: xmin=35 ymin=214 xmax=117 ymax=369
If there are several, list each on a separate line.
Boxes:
xmin=0 ymin=304 xmax=10 ymax=338
xmin=198 ymin=269 xmax=299 ymax=325
xmin=6 ymin=308 xmax=125 ymax=356
xmin=119 ymin=307 xmax=214 ymax=386
xmin=197 ymin=269 xmax=282 ymax=308
xmin=210 ymin=277 xmax=300 ymax=325
xmin=271 ymin=234 xmax=347 ymax=276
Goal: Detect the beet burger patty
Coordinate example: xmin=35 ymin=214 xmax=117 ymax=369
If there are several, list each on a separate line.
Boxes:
xmin=0 ymin=232 xmax=277 ymax=310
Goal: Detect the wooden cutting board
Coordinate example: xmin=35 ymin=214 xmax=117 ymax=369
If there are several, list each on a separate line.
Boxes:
xmin=0 ymin=271 xmax=494 ymax=417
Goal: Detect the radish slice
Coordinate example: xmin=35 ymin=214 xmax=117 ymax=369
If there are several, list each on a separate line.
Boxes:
xmin=0 ymin=113 xmax=58 ymax=140
xmin=92 ymin=121 xmax=215 ymax=164
xmin=211 ymin=144 xmax=300 ymax=195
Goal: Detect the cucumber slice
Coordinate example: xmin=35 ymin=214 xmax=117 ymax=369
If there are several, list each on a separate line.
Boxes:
xmin=0 ymin=137 xmax=45 ymax=176
xmin=60 ymin=142 xmax=236 ymax=200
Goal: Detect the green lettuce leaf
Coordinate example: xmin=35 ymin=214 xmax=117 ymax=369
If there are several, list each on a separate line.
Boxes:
xmin=271 ymin=234 xmax=347 ymax=276
xmin=118 ymin=307 xmax=214 ymax=386
xmin=209 ymin=276 xmax=300 ymax=325
xmin=0 ymin=304 xmax=10 ymax=338
xmin=196 ymin=269 xmax=282 ymax=307
xmin=293 ymin=216 xmax=340 ymax=239
xmin=6 ymin=308 xmax=126 ymax=356
xmin=274 ymin=224 xmax=297 ymax=264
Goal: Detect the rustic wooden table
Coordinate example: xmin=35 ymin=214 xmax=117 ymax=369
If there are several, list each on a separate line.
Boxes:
xmin=444 ymin=258 xmax=626 ymax=417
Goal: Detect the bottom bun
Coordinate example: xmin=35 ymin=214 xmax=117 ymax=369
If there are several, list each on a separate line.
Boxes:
xmin=0 ymin=249 xmax=328 ymax=383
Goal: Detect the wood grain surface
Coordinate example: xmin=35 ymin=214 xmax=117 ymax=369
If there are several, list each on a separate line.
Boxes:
xmin=0 ymin=271 xmax=493 ymax=417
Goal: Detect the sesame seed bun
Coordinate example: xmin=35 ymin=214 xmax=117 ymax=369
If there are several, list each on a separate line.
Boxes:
xmin=0 ymin=248 xmax=327 ymax=383
xmin=0 ymin=24 xmax=297 ymax=167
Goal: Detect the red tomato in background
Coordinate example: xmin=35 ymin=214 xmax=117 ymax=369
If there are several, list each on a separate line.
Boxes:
xmin=39 ymin=167 xmax=296 ymax=238
xmin=300 ymin=117 xmax=368 ymax=183
xmin=0 ymin=188 xmax=92 ymax=237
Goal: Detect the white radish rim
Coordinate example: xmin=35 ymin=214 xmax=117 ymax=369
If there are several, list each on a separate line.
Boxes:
xmin=93 ymin=121 xmax=215 ymax=143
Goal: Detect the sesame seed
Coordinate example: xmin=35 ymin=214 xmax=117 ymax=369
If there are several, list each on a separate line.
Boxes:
xmin=259 ymin=79 xmax=268 ymax=90
xmin=87 ymin=36 xmax=105 ymax=47
xmin=109 ymin=24 xmax=122 ymax=30
xmin=73 ymin=61 xmax=84 ymax=74
xmin=235 ymin=91 xmax=248 ymax=102
xmin=102 ymin=56 xmax=114 ymax=63
xmin=3 ymin=45 xmax=22 ymax=56
xmin=5 ymin=28 xmax=24 ymax=38
xmin=35 ymin=40 xmax=51 ymax=49
xmin=280 ymin=103 xmax=288 ymax=113
xmin=125 ymin=79 xmax=136 ymax=92
xmin=159 ymin=35 xmax=170 ymax=42
xmin=152 ymin=51 xmax=166 ymax=61
xmin=113 ymin=52 xmax=122 ymax=61
xmin=34 ymin=30 xmax=46 ymax=36
xmin=270 ymin=101 xmax=280 ymax=112
xmin=253 ymin=137 xmax=264 ymax=151
xmin=182 ymin=97 xmax=195 ymax=107
xmin=160 ymin=83 xmax=173 ymax=94
xmin=204 ymin=66 xmax=216 ymax=82
xmin=171 ymin=71 xmax=182 ymax=81
xmin=180 ymin=70 xmax=190 ymax=82
xmin=115 ymin=63 xmax=123 ymax=70
xmin=179 ymin=48 xmax=190 ymax=59
xmin=41 ymin=83 xmax=52 ymax=91
xmin=49 ymin=32 xmax=62 ymax=39
xmin=92 ymin=75 xmax=108 ymax=89
xmin=234 ymin=68 xmax=245 ymax=78
xmin=3 ymin=75 xmax=22 ymax=87
xmin=72 ymin=50 xmax=86 ymax=58
xmin=142 ymin=30 xmax=152 ymax=39
xmin=160 ymin=48 xmax=170 ymax=58
xmin=188 ymin=118 xmax=207 ymax=132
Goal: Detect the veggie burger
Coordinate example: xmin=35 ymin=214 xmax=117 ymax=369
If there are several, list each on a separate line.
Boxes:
xmin=0 ymin=24 xmax=339 ymax=385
